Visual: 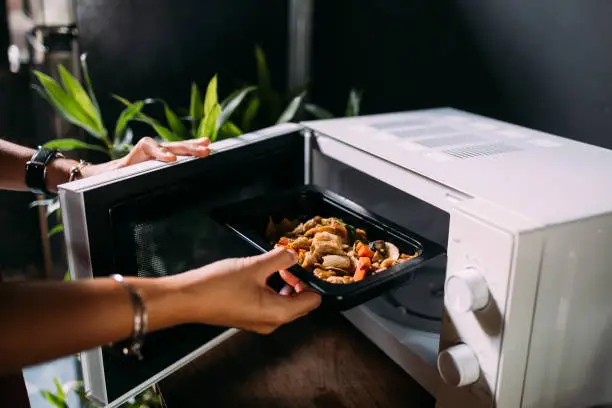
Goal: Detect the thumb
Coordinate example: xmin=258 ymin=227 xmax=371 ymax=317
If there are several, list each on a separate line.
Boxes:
xmin=248 ymin=247 xmax=298 ymax=281
xmin=274 ymin=291 xmax=322 ymax=322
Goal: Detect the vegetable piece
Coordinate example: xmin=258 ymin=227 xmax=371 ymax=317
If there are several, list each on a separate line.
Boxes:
xmin=354 ymin=257 xmax=372 ymax=281
xmin=278 ymin=237 xmax=289 ymax=246
xmin=321 ymin=254 xmax=351 ymax=270
xmin=385 ymin=242 xmax=400 ymax=261
xmin=356 ymin=242 xmax=374 ymax=258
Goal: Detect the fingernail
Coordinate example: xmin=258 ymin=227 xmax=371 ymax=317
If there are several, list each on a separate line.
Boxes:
xmin=295 ymin=282 xmax=306 ymax=292
xmin=281 ymin=248 xmax=298 ymax=263
xmin=196 ymin=146 xmax=209 ymax=151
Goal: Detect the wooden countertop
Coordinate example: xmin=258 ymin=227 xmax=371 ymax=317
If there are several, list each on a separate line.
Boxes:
xmin=159 ymin=310 xmax=435 ymax=408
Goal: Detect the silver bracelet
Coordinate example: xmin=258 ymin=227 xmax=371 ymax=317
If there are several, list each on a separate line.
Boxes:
xmin=110 ymin=274 xmax=148 ymax=360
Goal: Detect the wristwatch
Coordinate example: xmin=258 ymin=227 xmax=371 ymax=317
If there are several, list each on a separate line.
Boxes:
xmin=25 ymin=147 xmax=65 ymax=196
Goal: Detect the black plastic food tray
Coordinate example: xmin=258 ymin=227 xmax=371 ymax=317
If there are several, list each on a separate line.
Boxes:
xmin=211 ymin=185 xmax=446 ymax=310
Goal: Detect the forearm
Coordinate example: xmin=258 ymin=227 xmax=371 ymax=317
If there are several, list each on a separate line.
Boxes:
xmin=0 ymin=276 xmax=188 ymax=375
xmin=0 ymin=139 xmax=78 ymax=193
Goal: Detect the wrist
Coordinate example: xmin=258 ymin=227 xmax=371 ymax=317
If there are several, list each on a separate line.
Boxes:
xmin=130 ymin=276 xmax=194 ymax=331
xmin=45 ymin=158 xmax=78 ymax=193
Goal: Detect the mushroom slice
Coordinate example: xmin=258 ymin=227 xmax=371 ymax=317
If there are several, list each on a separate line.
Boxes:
xmin=385 ymin=242 xmax=400 ymax=261
xmin=320 ymin=254 xmax=351 ymax=270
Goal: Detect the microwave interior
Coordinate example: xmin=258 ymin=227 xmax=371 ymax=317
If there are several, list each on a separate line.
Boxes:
xmin=65 ymin=128 xmax=450 ymax=406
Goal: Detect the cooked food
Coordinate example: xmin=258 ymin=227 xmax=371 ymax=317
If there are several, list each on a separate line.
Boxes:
xmin=267 ymin=216 xmax=418 ymax=284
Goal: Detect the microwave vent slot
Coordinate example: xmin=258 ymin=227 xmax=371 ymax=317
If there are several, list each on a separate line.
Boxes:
xmin=415 ymin=133 xmax=482 ymax=148
xmin=443 ymin=143 xmax=521 ymax=159
xmin=386 ymin=125 xmax=458 ymax=139
xmin=371 ymin=118 xmax=428 ymax=130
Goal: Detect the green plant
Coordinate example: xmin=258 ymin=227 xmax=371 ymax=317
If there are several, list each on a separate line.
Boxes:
xmin=32 ymin=54 xmax=147 ymax=160
xmin=41 ymin=377 xmax=161 ymax=408
xmin=114 ymin=74 xmax=249 ymax=143
xmin=236 ymin=46 xmax=363 ymax=129
xmin=133 ymin=46 xmax=363 ymax=141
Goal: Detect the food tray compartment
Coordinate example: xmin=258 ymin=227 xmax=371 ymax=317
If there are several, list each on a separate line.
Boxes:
xmin=210 ymin=185 xmax=446 ymax=310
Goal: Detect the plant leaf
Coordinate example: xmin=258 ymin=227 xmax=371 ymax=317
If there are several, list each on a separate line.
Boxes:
xmin=255 ymin=46 xmax=271 ymax=94
xmin=40 ymin=390 xmax=67 ymax=408
xmin=80 ymin=53 xmax=101 ymax=116
xmin=48 ymin=224 xmax=64 ymax=238
xmin=304 ymin=103 xmax=334 ymax=119
xmin=288 ymin=80 xmax=310 ymax=100
xmin=121 ymin=127 xmax=135 ymax=145
xmin=163 ymin=102 xmax=188 ymax=139
xmin=276 ymin=91 xmax=306 ymax=124
xmin=54 ymin=378 xmax=66 ymax=400
xmin=114 ymin=100 xmax=145 ymax=144
xmin=43 ymin=138 xmax=109 ymax=155
xmin=57 ymin=64 xmax=104 ymax=134
xmin=345 ymin=89 xmax=363 ymax=117
xmin=203 ymin=103 xmax=221 ymax=142
xmin=203 ymin=75 xmax=218 ymax=116
xmin=241 ymin=97 xmax=260 ymax=132
xmin=218 ymin=86 xmax=255 ymax=131
xmin=136 ymin=118 xmax=183 ymax=142
xmin=29 ymin=198 xmax=56 ymax=208
xmin=113 ymin=95 xmax=183 ymax=142
xmin=64 ymin=270 xmax=71 ymax=281
xmin=189 ymin=82 xmax=203 ymax=120
xmin=33 ymin=71 xmax=103 ymax=140
xmin=218 ymin=121 xmax=243 ymax=140
xmin=46 ymin=199 xmax=61 ymax=218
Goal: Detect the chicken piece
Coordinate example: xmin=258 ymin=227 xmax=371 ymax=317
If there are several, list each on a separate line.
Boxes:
xmin=289 ymin=236 xmax=312 ymax=250
xmin=311 ymin=232 xmax=345 ymax=258
xmin=354 ymin=228 xmax=367 ymax=242
xmin=380 ymin=258 xmax=397 ymax=269
xmin=326 ymin=276 xmax=354 ymax=284
xmin=304 ymin=219 xmax=348 ymax=242
xmin=303 ymin=216 xmax=323 ymax=230
xmin=302 ymin=252 xmax=318 ymax=270
xmin=314 ymin=267 xmax=337 ymax=280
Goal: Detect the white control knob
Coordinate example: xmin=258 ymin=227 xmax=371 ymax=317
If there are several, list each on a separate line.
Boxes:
xmin=437 ymin=344 xmax=480 ymax=387
xmin=445 ymin=267 xmax=489 ymax=313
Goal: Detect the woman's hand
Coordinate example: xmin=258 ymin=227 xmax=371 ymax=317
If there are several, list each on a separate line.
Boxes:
xmin=82 ymin=137 xmax=211 ymax=178
xmin=171 ymin=248 xmax=322 ymax=334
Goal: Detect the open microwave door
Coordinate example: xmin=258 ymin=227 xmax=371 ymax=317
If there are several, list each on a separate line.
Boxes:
xmin=59 ymin=124 xmax=306 ymax=407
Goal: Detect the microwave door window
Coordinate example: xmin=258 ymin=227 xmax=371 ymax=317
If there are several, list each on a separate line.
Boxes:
xmin=64 ymin=129 xmax=305 ymax=406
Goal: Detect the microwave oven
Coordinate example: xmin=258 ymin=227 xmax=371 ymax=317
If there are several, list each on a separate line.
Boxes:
xmin=59 ymin=108 xmax=612 ymax=408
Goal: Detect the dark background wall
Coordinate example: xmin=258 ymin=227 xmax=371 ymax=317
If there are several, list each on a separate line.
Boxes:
xmin=310 ymin=0 xmax=612 ymax=150
xmin=77 ymin=0 xmax=289 ymax=130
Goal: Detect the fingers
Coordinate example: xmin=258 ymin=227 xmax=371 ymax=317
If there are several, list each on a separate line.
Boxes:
xmin=279 ymin=269 xmax=309 ymax=293
xmin=267 ymin=291 xmax=322 ymax=323
xmin=121 ymin=137 xmax=212 ymax=167
xmin=161 ymin=138 xmax=210 ymax=158
xmin=249 ymin=248 xmax=298 ymax=282
xmin=123 ymin=137 xmax=177 ymax=165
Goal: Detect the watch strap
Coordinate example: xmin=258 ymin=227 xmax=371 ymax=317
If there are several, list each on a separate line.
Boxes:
xmin=25 ymin=147 xmax=64 ymax=196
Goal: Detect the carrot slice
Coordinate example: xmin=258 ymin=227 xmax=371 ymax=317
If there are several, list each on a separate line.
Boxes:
xmin=357 ymin=242 xmax=374 ymax=258
xmin=354 ymin=257 xmax=372 ymax=281
xmin=278 ymin=237 xmax=289 ymax=246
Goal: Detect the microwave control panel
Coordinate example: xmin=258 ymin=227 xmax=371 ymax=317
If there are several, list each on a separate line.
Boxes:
xmin=437 ymin=207 xmax=515 ymax=405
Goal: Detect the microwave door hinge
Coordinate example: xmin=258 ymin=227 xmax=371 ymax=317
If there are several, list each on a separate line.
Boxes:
xmin=303 ymin=128 xmax=313 ymax=185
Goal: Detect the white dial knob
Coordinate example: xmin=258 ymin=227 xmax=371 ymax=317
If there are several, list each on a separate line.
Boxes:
xmin=445 ymin=267 xmax=489 ymax=313
xmin=437 ymin=344 xmax=480 ymax=387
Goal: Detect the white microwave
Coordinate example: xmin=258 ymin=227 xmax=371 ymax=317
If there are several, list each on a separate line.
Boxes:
xmin=60 ymin=108 xmax=612 ymax=408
